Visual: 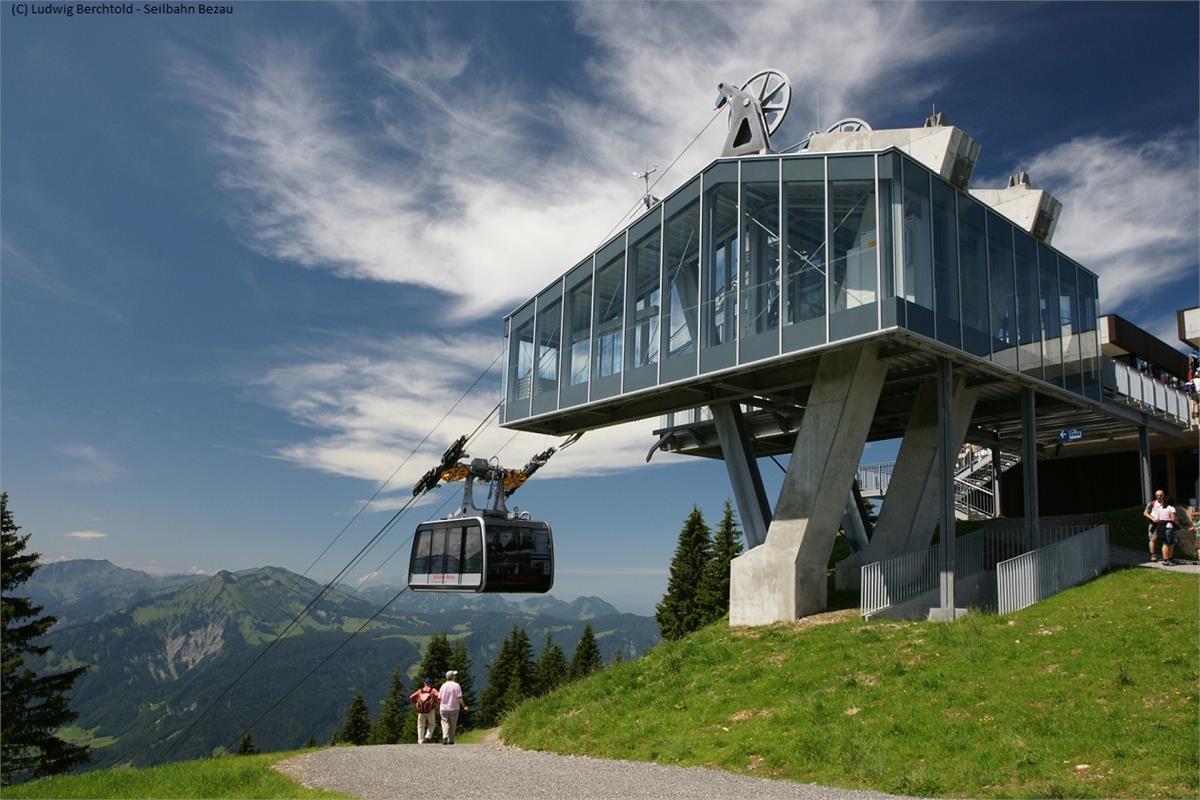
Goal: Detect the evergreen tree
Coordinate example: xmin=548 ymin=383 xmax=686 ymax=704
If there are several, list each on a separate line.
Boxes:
xmin=699 ymin=500 xmax=744 ymax=623
xmin=304 ymin=736 xmax=317 ymax=749
xmin=568 ymin=624 xmax=603 ymax=680
xmin=338 ymin=693 xmax=371 ymax=746
xmin=611 ymin=648 xmax=624 ymax=666
xmin=370 ymin=667 xmax=407 ymax=745
xmin=498 ymin=658 xmax=525 ymax=717
xmin=655 ymin=506 xmax=714 ymax=640
xmin=447 ymin=641 xmax=476 ymax=731
xmin=1 ymin=493 xmax=90 ymax=784
xmin=479 ymin=626 xmax=534 ymax=726
xmin=237 ymin=733 xmax=259 ymax=756
xmin=532 ymin=634 xmax=569 ymax=696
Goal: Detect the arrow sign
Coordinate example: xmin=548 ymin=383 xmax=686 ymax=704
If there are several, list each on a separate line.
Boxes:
xmin=1058 ymin=428 xmax=1084 ymax=442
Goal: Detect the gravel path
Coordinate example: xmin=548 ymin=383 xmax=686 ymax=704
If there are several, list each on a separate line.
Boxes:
xmin=275 ymin=744 xmax=916 ymax=800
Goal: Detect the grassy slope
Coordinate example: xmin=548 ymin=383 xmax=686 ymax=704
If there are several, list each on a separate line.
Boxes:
xmin=503 ymin=568 xmax=1198 ymax=799
xmin=5 ymin=750 xmax=350 ymax=799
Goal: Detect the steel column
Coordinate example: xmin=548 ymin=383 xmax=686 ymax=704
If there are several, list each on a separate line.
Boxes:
xmin=990 ymin=446 xmax=1003 ymax=518
xmin=711 ymin=402 xmax=772 ymax=549
xmin=1137 ymin=424 xmax=1152 ymax=503
xmin=1021 ymin=388 xmax=1040 ymax=550
xmin=936 ymin=357 xmax=956 ymax=619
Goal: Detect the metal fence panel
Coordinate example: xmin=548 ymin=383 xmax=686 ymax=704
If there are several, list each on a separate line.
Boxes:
xmin=996 ymin=525 xmax=1108 ymax=614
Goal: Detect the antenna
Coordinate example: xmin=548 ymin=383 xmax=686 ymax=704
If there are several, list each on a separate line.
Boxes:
xmin=633 ymin=164 xmax=658 ymax=210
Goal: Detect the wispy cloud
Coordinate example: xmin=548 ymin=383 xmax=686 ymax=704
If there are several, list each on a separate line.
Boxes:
xmin=175 ymin=3 xmax=978 ymax=319
xmin=64 ymin=530 xmax=107 ymax=539
xmin=57 ymin=444 xmax=123 ymax=483
xmin=1022 ymin=132 xmax=1200 ymax=325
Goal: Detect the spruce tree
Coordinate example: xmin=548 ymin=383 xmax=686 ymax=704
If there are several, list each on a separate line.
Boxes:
xmin=237 ymin=733 xmax=259 ymax=755
xmin=370 ymin=667 xmax=407 ymax=745
xmin=479 ymin=626 xmax=534 ymax=726
xmin=1 ymin=493 xmax=90 ymax=784
xmin=699 ymin=500 xmax=744 ymax=623
xmin=448 ymin=641 xmax=476 ymax=731
xmin=338 ymin=693 xmax=371 ymax=746
xmin=304 ymin=736 xmax=317 ymax=749
xmin=498 ymin=658 xmax=525 ymax=717
xmin=611 ymin=648 xmax=624 ymax=666
xmin=568 ymin=624 xmax=603 ymax=680
xmin=532 ymin=634 xmax=569 ymax=696
xmin=655 ymin=506 xmax=713 ymax=640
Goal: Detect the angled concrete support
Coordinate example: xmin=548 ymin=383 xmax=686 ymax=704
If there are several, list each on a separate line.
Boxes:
xmin=841 ymin=484 xmax=870 ymax=553
xmin=712 ymin=402 xmax=772 ymax=549
xmin=1137 ymin=424 xmax=1152 ymax=503
xmin=935 ymin=357 xmax=958 ymax=620
xmin=730 ymin=343 xmax=887 ymax=624
xmin=1022 ymin=388 xmax=1040 ymax=551
xmin=866 ymin=376 xmax=979 ymax=563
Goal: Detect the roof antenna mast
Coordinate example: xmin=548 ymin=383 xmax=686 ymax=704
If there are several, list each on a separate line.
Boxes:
xmin=633 ymin=164 xmax=659 ymax=210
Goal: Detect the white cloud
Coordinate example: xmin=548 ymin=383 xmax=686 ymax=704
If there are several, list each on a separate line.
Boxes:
xmin=1023 ymin=132 xmax=1199 ymax=323
xmin=57 ymin=444 xmax=122 ymax=483
xmin=64 ymin=530 xmax=107 ymax=539
xmin=176 ymin=3 xmax=978 ymax=319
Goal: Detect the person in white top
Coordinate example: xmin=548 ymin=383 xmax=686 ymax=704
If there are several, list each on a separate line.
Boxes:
xmin=438 ymin=670 xmax=468 ymax=745
xmin=1143 ymin=490 xmax=1165 ymax=562
xmin=1157 ymin=496 xmax=1179 ymax=565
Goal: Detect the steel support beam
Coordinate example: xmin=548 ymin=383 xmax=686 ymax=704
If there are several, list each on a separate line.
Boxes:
xmin=1021 ymin=388 xmax=1040 ymax=551
xmin=990 ymin=445 xmax=1003 ymax=518
xmin=1138 ymin=424 xmax=1153 ymax=503
xmin=936 ymin=357 xmax=957 ymax=620
xmin=711 ymin=402 xmax=772 ymax=549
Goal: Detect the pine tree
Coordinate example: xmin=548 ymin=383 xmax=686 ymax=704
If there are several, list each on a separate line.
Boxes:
xmin=532 ymin=634 xmax=569 ymax=696
xmin=1 ymin=493 xmax=90 ymax=784
xmin=655 ymin=506 xmax=714 ymax=640
xmin=498 ymin=658 xmax=525 ymax=717
xmin=611 ymin=648 xmax=624 ymax=666
xmin=699 ymin=500 xmax=744 ymax=623
xmin=568 ymin=624 xmax=603 ymax=680
xmin=448 ymin=641 xmax=476 ymax=731
xmin=338 ymin=693 xmax=371 ymax=746
xmin=370 ymin=668 xmax=407 ymax=745
xmin=479 ymin=626 xmax=534 ymax=726
xmin=304 ymin=736 xmax=317 ymax=749
xmin=237 ymin=733 xmax=259 ymax=756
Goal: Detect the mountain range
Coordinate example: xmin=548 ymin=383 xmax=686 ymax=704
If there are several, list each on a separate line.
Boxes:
xmin=24 ymin=559 xmax=660 ymax=771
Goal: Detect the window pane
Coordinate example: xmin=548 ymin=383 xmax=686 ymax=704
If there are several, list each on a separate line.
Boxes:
xmin=1038 ymin=244 xmax=1063 ymax=386
xmin=740 ymin=160 xmax=780 ymax=362
xmin=591 ymin=241 xmax=625 ymax=397
xmin=958 ymin=197 xmax=990 ymax=356
xmin=986 ymin=214 xmax=1018 ymax=370
xmin=429 ymin=527 xmax=447 ymax=574
xmin=505 ymin=306 xmax=534 ymax=419
xmin=1078 ymin=269 xmax=1100 ymax=399
xmin=412 ymin=530 xmax=432 ymax=574
xmin=532 ymin=289 xmax=561 ymax=415
xmin=1059 ymin=255 xmax=1082 ymax=394
xmin=662 ymin=181 xmax=700 ymax=382
xmin=828 ymin=160 xmax=878 ymax=339
xmin=702 ymin=163 xmax=738 ymax=372
xmin=878 ymin=154 xmax=903 ymax=328
xmin=931 ymin=179 xmax=960 ymax=347
xmin=1015 ymin=232 xmax=1042 ymax=379
xmin=783 ymin=159 xmax=826 ymax=350
xmin=901 ymin=160 xmax=934 ymax=336
xmin=462 ymin=526 xmax=482 ymax=574
xmin=444 ymin=527 xmax=463 ymax=574
xmin=624 ymin=211 xmax=661 ymax=390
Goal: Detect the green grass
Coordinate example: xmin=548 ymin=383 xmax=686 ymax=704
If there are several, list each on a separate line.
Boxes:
xmin=453 ymin=726 xmax=495 ymax=744
xmin=503 ymin=568 xmax=1198 ymax=798
xmin=5 ymin=750 xmax=350 ymax=799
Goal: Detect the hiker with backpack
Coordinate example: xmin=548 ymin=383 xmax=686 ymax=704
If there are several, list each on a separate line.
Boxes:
xmin=409 ymin=677 xmax=440 ymax=744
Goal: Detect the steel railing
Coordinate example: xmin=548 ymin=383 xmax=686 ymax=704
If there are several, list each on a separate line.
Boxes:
xmin=996 ymin=525 xmax=1108 ymax=614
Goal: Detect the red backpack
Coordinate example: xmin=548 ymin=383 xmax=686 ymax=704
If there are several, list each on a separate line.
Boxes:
xmin=415 ymin=691 xmax=436 ymax=713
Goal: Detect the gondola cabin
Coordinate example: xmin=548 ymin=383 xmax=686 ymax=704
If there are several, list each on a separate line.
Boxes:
xmin=408 ymin=516 xmax=553 ymax=593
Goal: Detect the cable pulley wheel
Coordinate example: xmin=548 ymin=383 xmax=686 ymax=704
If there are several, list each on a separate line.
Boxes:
xmin=740 ymin=69 xmax=791 ymax=136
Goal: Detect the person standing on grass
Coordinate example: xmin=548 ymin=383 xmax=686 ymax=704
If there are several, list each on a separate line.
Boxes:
xmin=438 ymin=670 xmax=468 ymax=745
xmin=1158 ymin=496 xmax=1179 ymax=566
xmin=409 ymin=677 xmax=439 ymax=744
xmin=1144 ymin=490 xmax=1165 ymax=561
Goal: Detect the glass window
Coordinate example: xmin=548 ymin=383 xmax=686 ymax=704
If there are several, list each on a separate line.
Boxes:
xmin=559 ymin=261 xmax=592 ymax=408
xmin=444 ymin=527 xmax=463 ymax=574
xmin=702 ymin=162 xmax=738 ymax=372
xmin=412 ymin=529 xmax=432 ymax=574
xmin=505 ymin=305 xmax=534 ymax=420
xmin=958 ymin=196 xmax=990 ymax=357
xmin=931 ymin=178 xmax=960 ymax=348
xmin=740 ymin=159 xmax=781 ymax=363
xmin=986 ymin=213 xmax=1018 ymax=371
xmin=783 ymin=158 xmax=826 ymax=351
xmin=661 ymin=179 xmax=701 ymax=383
xmin=1015 ymin=232 xmax=1042 ymax=380
xmin=429 ymin=527 xmax=447 ymax=574
xmin=462 ymin=525 xmax=483 ymax=574
xmin=901 ymin=159 xmax=935 ymax=337
xmin=1038 ymin=244 xmax=1063 ymax=386
xmin=1077 ymin=268 xmax=1100 ymax=400
xmin=878 ymin=154 xmax=903 ymax=328
xmin=591 ymin=239 xmax=625 ymax=398
xmin=624 ymin=209 xmax=661 ymax=391
xmin=485 ymin=524 xmax=553 ymax=593
xmin=827 ymin=157 xmax=878 ymax=340
xmin=1059 ymin=255 xmax=1082 ymax=394
xmin=532 ymin=287 xmax=562 ymax=415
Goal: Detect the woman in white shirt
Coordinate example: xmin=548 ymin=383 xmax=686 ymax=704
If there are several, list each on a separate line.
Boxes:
xmin=1158 ymin=497 xmax=1178 ymax=565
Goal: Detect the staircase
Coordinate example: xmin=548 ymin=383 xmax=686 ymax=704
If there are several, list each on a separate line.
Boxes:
xmin=857 ymin=445 xmax=1022 ymax=520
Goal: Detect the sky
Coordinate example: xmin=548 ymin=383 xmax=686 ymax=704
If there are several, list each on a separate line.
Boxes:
xmin=3 ymin=1 xmax=1197 ymax=615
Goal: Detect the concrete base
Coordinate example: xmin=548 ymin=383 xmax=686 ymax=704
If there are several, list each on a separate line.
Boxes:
xmin=927 ymin=606 xmax=970 ymax=622
xmin=730 ymin=547 xmax=828 ymax=625
xmin=834 ymin=552 xmax=865 ymax=591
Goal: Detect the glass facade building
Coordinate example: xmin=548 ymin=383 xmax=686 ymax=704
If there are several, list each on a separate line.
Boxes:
xmin=502 ymin=150 xmax=1103 ymax=424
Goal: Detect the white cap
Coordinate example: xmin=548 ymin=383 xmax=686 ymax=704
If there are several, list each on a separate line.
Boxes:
xmin=445 ymin=670 xmax=457 ymax=678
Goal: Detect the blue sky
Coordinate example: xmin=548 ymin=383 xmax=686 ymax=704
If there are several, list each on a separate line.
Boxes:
xmin=3 ymin=1 xmax=1197 ymax=615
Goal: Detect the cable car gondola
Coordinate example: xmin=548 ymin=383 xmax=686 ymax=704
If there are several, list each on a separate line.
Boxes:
xmin=408 ymin=457 xmax=553 ymax=593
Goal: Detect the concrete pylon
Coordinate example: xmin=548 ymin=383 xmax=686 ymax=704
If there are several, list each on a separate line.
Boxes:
xmin=866 ymin=378 xmax=979 ymax=563
xmin=729 ymin=343 xmax=887 ymax=625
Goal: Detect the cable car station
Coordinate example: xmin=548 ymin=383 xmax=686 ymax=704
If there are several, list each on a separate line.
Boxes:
xmin=496 ymin=70 xmax=1195 ymax=625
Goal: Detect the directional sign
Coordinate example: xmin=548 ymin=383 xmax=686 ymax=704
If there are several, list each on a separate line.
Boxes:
xmin=1058 ymin=428 xmax=1084 ymax=443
